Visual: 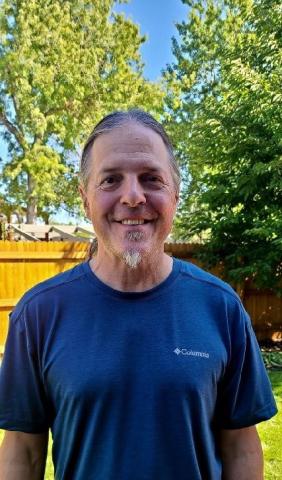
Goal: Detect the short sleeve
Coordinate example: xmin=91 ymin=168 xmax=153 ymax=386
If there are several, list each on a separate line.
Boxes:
xmin=0 ymin=308 xmax=49 ymax=433
xmin=216 ymin=303 xmax=277 ymax=429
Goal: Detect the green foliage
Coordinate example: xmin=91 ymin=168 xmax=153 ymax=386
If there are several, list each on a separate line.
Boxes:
xmin=0 ymin=0 xmax=163 ymax=222
xmin=262 ymin=350 xmax=282 ymax=370
xmin=165 ymin=0 xmax=282 ymax=289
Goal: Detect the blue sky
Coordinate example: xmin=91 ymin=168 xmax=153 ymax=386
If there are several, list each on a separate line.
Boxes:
xmin=115 ymin=0 xmax=188 ymax=80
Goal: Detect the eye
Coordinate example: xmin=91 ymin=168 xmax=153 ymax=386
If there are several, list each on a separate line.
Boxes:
xmin=141 ymin=173 xmax=163 ymax=186
xmin=103 ymin=176 xmax=116 ymax=184
xmin=100 ymin=175 xmax=121 ymax=189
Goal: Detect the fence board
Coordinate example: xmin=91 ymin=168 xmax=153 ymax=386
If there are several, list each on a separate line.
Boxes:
xmin=0 ymin=240 xmax=281 ymax=351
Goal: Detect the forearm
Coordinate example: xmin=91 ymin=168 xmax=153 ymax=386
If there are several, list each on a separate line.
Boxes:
xmin=220 ymin=426 xmax=263 ymax=480
xmin=0 ymin=432 xmax=47 ymax=480
xmin=221 ymin=447 xmax=263 ymax=479
xmin=0 ymin=455 xmax=45 ymax=480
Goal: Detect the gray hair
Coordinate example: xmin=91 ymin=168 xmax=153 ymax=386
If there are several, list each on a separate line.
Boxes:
xmin=80 ymin=109 xmax=181 ymax=193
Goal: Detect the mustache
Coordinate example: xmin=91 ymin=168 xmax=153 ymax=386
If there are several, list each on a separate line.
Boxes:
xmin=112 ymin=207 xmax=156 ymax=221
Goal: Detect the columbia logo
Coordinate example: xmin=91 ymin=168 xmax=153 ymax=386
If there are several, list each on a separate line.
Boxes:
xmin=174 ymin=348 xmax=210 ymax=359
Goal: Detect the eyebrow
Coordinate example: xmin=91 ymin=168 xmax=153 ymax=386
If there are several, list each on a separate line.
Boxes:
xmin=99 ymin=167 xmax=162 ymax=174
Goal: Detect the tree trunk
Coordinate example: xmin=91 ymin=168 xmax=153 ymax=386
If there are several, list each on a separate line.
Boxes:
xmin=26 ymin=174 xmax=37 ymax=224
xmin=41 ymin=211 xmax=50 ymax=224
xmin=14 ymin=211 xmax=24 ymax=223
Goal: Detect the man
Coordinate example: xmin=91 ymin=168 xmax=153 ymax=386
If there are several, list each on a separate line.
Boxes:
xmin=0 ymin=110 xmax=277 ymax=479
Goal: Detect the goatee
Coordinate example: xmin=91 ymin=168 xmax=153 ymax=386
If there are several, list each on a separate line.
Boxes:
xmin=122 ymin=230 xmax=145 ymax=268
xmin=122 ymin=251 xmax=142 ymax=269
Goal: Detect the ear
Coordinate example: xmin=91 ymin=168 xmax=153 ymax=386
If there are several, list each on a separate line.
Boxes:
xmin=172 ymin=192 xmax=179 ymax=218
xmin=174 ymin=191 xmax=179 ymax=207
xmin=79 ymin=184 xmax=90 ymax=219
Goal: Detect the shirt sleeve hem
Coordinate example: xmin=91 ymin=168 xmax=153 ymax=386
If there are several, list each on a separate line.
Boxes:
xmin=0 ymin=419 xmax=49 ymax=434
xmin=219 ymin=402 xmax=278 ymax=430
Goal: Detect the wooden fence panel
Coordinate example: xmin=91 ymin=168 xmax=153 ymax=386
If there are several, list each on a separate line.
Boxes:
xmin=244 ymin=286 xmax=281 ymax=342
xmin=0 ymin=240 xmax=281 ymax=352
xmin=0 ymin=241 xmax=88 ymax=351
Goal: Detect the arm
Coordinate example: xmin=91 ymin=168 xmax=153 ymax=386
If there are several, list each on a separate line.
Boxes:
xmin=219 ymin=426 xmax=263 ymax=480
xmin=0 ymin=431 xmax=48 ymax=480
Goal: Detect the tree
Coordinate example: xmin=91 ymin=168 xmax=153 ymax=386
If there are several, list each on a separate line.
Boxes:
xmin=0 ymin=0 xmax=163 ymax=223
xmin=165 ymin=0 xmax=282 ymax=290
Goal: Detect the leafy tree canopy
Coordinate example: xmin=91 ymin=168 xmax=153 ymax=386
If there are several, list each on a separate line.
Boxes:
xmin=165 ymin=0 xmax=282 ymax=290
xmin=0 ymin=0 xmax=163 ymax=223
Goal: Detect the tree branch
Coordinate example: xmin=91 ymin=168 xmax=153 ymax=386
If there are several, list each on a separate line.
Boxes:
xmin=0 ymin=111 xmax=26 ymax=150
xmin=10 ymin=93 xmax=23 ymax=132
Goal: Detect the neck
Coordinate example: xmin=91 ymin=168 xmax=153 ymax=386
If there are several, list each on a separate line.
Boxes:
xmin=89 ymin=250 xmax=173 ymax=292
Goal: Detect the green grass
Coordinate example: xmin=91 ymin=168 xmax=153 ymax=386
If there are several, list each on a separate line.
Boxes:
xmin=0 ymin=371 xmax=281 ymax=479
xmin=257 ymin=370 xmax=282 ymax=480
xmin=45 ymin=438 xmax=54 ymax=480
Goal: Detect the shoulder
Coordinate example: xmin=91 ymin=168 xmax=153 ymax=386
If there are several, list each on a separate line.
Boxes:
xmin=11 ymin=262 xmax=88 ymax=322
xmin=177 ymin=259 xmax=238 ymax=299
xmin=175 ymin=259 xmax=248 ymax=323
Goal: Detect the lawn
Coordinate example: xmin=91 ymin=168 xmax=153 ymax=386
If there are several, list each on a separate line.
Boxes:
xmin=0 ymin=370 xmax=281 ymax=479
xmin=257 ymin=370 xmax=282 ymax=480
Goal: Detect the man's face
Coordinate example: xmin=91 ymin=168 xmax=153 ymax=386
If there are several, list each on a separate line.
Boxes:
xmin=80 ymin=121 xmax=178 ymax=265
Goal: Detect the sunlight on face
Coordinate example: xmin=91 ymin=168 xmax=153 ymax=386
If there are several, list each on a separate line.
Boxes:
xmin=81 ymin=122 xmax=178 ymax=270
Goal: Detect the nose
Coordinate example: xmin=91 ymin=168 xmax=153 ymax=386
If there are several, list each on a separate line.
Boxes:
xmin=120 ymin=177 xmax=146 ymax=207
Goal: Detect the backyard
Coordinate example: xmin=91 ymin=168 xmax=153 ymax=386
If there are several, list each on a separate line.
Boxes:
xmin=0 ymin=369 xmax=281 ymax=479
xmin=257 ymin=370 xmax=282 ymax=479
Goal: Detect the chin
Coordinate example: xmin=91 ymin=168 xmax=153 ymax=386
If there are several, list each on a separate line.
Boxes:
xmin=108 ymin=236 xmax=160 ymax=264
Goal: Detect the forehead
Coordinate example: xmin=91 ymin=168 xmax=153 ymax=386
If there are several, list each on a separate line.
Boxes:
xmin=90 ymin=122 xmax=171 ymax=174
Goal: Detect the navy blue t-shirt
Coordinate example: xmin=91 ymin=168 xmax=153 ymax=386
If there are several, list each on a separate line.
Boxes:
xmin=0 ymin=259 xmax=277 ymax=479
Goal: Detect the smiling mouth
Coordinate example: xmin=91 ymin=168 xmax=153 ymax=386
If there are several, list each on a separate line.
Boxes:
xmin=116 ymin=219 xmax=152 ymax=225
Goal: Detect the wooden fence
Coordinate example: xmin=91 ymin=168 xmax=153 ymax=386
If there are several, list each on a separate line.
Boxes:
xmin=0 ymin=241 xmax=281 ymax=352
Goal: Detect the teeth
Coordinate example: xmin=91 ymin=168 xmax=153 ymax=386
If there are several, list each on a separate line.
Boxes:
xmin=121 ymin=219 xmax=145 ymax=225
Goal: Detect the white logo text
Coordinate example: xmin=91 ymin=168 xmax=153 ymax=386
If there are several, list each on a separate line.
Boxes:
xmin=174 ymin=348 xmax=210 ymax=359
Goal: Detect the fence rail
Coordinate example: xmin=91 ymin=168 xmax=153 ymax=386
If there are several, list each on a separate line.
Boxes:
xmin=0 ymin=240 xmax=281 ymax=352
